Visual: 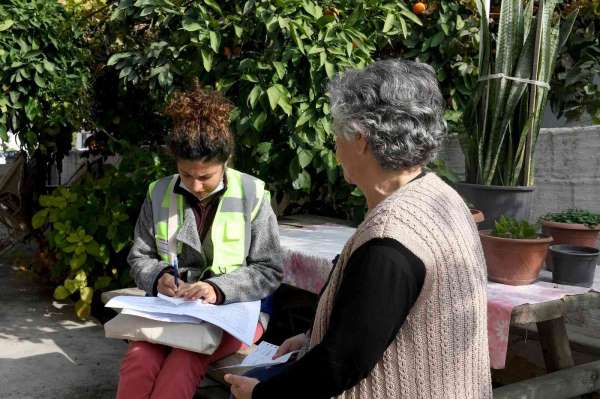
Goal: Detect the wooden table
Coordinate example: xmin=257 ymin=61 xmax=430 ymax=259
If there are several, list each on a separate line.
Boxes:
xmin=278 ymin=215 xmax=600 ymax=398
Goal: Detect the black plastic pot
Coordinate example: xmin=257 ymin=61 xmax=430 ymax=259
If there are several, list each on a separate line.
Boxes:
xmin=455 ymin=182 xmax=535 ymax=229
xmin=550 ymin=244 xmax=599 ymax=288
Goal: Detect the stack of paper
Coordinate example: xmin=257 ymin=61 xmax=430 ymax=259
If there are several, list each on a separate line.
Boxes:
xmin=215 ymin=341 xmax=298 ymax=374
xmin=105 ymin=294 xmax=260 ymax=346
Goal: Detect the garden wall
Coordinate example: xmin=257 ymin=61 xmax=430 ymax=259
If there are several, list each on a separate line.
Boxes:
xmin=439 ymin=125 xmax=600 ymax=220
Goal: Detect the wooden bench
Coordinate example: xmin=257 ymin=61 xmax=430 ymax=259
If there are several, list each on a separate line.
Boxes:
xmin=100 ymin=288 xmax=257 ymax=385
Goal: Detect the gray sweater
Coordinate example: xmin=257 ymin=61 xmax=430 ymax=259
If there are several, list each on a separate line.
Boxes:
xmin=127 ymin=192 xmax=283 ymax=304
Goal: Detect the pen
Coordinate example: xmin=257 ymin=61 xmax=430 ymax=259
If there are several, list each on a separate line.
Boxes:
xmin=172 ymin=257 xmax=179 ymax=288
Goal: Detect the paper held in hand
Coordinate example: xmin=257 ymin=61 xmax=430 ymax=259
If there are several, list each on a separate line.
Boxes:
xmin=215 ymin=341 xmax=299 ymax=374
xmin=104 ymin=294 xmax=261 ymax=346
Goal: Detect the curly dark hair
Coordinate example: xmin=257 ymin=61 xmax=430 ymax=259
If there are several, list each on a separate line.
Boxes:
xmin=164 ymin=84 xmax=234 ymax=163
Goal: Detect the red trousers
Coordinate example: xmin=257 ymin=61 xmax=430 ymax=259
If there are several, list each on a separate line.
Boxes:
xmin=116 ymin=324 xmax=263 ymax=399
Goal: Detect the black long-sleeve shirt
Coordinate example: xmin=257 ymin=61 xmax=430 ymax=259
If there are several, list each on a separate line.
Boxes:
xmin=253 ymin=238 xmax=426 ymax=399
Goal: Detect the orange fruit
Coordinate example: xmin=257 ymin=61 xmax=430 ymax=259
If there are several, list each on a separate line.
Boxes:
xmin=223 ymin=47 xmax=231 ymax=57
xmin=412 ymin=2 xmax=427 ymax=14
xmin=233 ymin=47 xmax=241 ymax=56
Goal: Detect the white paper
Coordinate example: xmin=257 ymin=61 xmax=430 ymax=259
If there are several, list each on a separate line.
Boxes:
xmin=120 ymin=308 xmax=205 ymax=324
xmin=105 ymin=295 xmax=260 ymax=345
xmin=241 ymin=341 xmax=296 ymax=366
xmin=216 ymin=341 xmax=297 ymax=372
xmin=157 ymin=293 xmax=195 ymax=306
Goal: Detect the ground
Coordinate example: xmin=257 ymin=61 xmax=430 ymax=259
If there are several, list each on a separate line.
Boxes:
xmin=0 ymin=243 xmax=229 ymax=399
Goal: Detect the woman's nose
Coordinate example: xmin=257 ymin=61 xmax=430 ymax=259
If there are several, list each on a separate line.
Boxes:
xmin=190 ymin=180 xmax=204 ymax=193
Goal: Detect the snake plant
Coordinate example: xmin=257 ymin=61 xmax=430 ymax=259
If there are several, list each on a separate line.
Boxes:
xmin=462 ymin=0 xmax=578 ymax=186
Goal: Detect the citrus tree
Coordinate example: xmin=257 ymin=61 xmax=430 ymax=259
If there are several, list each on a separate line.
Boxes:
xmin=106 ymin=0 xmax=425 ymax=221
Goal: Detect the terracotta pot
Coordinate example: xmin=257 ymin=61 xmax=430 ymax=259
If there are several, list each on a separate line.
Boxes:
xmin=470 ymin=209 xmax=485 ymax=225
xmin=542 ymin=220 xmax=600 ymax=269
xmin=479 ymin=230 xmax=553 ymax=285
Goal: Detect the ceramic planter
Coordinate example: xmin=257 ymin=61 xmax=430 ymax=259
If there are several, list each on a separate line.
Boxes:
xmin=470 ymin=209 xmax=485 ymax=225
xmin=542 ymin=220 xmax=600 ymax=269
xmin=456 ymin=183 xmax=535 ymax=230
xmin=479 ymin=230 xmax=553 ymax=285
xmin=550 ymin=244 xmax=599 ymax=288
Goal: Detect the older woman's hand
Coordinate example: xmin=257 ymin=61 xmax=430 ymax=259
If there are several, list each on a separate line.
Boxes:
xmin=273 ymin=333 xmax=307 ymax=359
xmin=224 ymin=374 xmax=259 ymax=399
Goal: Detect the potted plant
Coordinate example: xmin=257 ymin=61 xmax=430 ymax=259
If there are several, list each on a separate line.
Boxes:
xmin=540 ymin=208 xmax=600 ymax=269
xmin=458 ymin=0 xmax=578 ymax=229
xmin=480 ymin=216 xmax=553 ymax=285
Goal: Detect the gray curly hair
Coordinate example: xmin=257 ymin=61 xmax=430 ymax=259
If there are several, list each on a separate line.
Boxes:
xmin=328 ymin=59 xmax=447 ymax=170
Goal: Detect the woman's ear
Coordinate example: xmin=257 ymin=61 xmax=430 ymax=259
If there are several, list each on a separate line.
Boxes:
xmin=356 ymin=134 xmax=369 ymax=155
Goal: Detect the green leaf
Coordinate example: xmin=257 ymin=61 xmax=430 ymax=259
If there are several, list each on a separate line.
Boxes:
xmin=292 ymin=170 xmax=311 ymax=191
xmin=272 ymin=61 xmax=286 ymax=80
xmin=234 ymin=25 xmax=243 ymax=38
xmin=32 ymin=209 xmax=49 ymax=229
xmin=80 ymin=287 xmax=94 ymax=304
xmin=243 ymin=0 xmax=254 ymax=15
xmin=0 ymin=20 xmax=14 ymax=31
xmin=182 ymin=18 xmax=202 ymax=31
xmin=43 ymin=59 xmax=55 ymax=73
xmin=0 ymin=125 xmax=7 ymax=142
xmin=34 ymin=73 xmax=45 ymax=88
xmin=64 ymin=278 xmax=78 ymax=294
xmin=94 ymin=276 xmax=112 ymax=290
xmin=252 ymin=112 xmax=267 ymax=131
xmin=295 ymin=110 xmax=313 ymax=127
xmin=209 ymin=31 xmax=221 ymax=53
xmin=290 ymin=27 xmax=305 ymax=54
xmin=383 ymin=13 xmax=395 ymax=33
xmin=53 ymin=286 xmax=70 ymax=301
xmin=74 ymin=270 xmax=87 ymax=287
xmin=399 ymin=9 xmax=423 ymax=26
xmin=106 ymin=53 xmax=130 ymax=66
xmin=247 ymin=85 xmax=262 ymax=109
xmin=430 ymin=31 xmax=445 ymax=47
xmin=70 ymin=253 xmax=87 ymax=271
xmin=25 ymin=98 xmax=40 ymax=121
xmin=457 ymin=14 xmax=465 ymax=30
xmin=325 ymin=61 xmax=335 ymax=78
xmin=139 ymin=7 xmax=154 ymax=17
xmin=297 ymin=148 xmax=313 ymax=168
xmin=75 ymin=300 xmax=91 ymax=319
xmin=201 ymin=49 xmax=213 ymax=72
xmin=278 ymin=96 xmax=292 ymax=116
xmin=266 ymin=85 xmax=282 ymax=110
xmin=204 ymin=0 xmax=222 ymax=13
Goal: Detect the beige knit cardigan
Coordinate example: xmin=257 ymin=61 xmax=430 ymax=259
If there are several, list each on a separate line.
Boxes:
xmin=310 ymin=173 xmax=492 ymax=399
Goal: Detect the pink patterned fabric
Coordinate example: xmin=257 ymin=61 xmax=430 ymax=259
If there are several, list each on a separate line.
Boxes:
xmin=278 ymin=220 xmax=599 ymax=370
xmin=486 ymin=280 xmax=591 ymax=368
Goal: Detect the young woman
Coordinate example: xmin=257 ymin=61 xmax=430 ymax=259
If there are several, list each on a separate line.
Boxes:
xmin=116 ymin=85 xmax=283 ymax=399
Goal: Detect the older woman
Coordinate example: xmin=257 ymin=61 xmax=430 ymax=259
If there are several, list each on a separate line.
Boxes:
xmin=226 ymin=59 xmax=491 ymax=398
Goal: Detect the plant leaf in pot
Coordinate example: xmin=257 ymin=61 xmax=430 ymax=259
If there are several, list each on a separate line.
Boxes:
xmin=458 ymin=0 xmax=579 ymax=228
xmin=540 ymin=209 xmax=600 ymax=269
xmin=480 ymin=216 xmax=552 ymax=285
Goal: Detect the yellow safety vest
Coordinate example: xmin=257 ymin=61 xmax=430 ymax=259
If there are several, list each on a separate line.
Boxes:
xmin=148 ymin=168 xmax=267 ymax=275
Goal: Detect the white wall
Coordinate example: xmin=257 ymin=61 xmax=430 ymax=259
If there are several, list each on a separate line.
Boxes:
xmin=438 ymin=125 xmax=600 ymax=220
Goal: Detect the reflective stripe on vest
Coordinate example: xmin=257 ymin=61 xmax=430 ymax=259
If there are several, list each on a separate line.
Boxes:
xmin=149 ymin=168 xmax=266 ymax=275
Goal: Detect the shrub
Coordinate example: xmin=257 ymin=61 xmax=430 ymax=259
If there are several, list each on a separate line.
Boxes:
xmin=104 ymin=0 xmax=426 ymax=221
xmin=32 ymin=143 xmax=174 ymax=319
xmin=0 ymin=0 xmax=90 ymax=156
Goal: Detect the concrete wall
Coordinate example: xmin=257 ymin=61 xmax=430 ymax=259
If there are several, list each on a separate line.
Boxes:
xmin=438 ymin=125 xmax=600 ymax=220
